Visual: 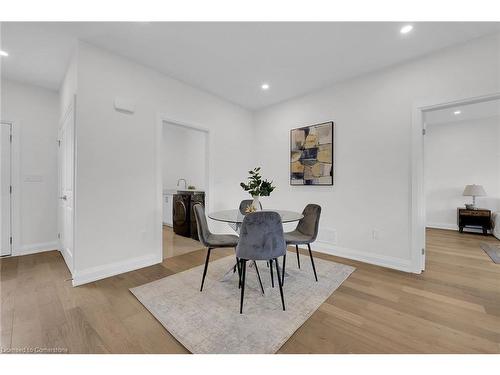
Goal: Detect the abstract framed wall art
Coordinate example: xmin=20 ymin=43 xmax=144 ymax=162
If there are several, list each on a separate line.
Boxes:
xmin=290 ymin=121 xmax=334 ymax=185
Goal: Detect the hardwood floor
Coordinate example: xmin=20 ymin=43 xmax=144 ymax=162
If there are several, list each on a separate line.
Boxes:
xmin=1 ymin=228 xmax=499 ymax=353
xmin=162 ymin=225 xmax=203 ymax=259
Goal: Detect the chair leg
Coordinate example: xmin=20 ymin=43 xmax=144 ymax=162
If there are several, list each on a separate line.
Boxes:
xmin=269 ymin=258 xmax=274 ymax=288
xmin=281 ymin=252 xmax=286 ymax=285
xmin=239 ymin=259 xmax=246 ymax=314
xmin=236 ymin=257 xmax=242 ymax=289
xmin=200 ymin=248 xmax=212 ymax=291
xmin=274 ymin=258 xmax=286 ymax=311
xmin=253 ymin=261 xmax=265 ymax=295
xmin=295 ymin=245 xmax=301 ymax=269
xmin=307 ymin=244 xmax=318 ymax=282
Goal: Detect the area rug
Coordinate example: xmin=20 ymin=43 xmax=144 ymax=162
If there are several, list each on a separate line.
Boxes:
xmin=480 ymin=242 xmax=500 ymax=264
xmin=130 ymin=253 xmax=355 ymax=354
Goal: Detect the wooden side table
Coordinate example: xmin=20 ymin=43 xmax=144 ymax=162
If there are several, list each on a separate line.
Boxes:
xmin=457 ymin=208 xmax=491 ymax=235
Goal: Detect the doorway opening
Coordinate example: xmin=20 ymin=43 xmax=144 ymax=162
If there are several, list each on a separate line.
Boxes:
xmin=160 ymin=120 xmax=209 ymax=259
xmin=412 ymin=93 xmax=500 ymax=272
xmin=1 ymin=122 xmax=12 ymax=256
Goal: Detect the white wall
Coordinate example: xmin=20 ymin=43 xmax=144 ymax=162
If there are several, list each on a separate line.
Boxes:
xmin=425 ymin=116 xmax=500 ymax=230
xmin=253 ymin=33 xmax=500 ymax=272
xmin=162 ymin=122 xmax=207 ymax=191
xmin=1 ymin=79 xmax=59 ymax=254
xmin=71 ymin=41 xmax=255 ymax=285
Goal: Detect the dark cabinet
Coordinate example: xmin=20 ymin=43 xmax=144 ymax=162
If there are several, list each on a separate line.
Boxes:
xmin=457 ymin=208 xmax=491 ymax=235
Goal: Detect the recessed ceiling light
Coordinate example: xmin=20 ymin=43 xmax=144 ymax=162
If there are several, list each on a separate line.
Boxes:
xmin=261 ymin=83 xmax=270 ymax=90
xmin=0 ymin=50 xmax=8 ymax=57
xmin=400 ymin=25 xmax=413 ymax=34
xmin=454 ymin=110 xmax=462 ymax=115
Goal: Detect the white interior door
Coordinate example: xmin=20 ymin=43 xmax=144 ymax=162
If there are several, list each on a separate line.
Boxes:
xmin=58 ymin=103 xmax=75 ymax=272
xmin=0 ymin=122 xmax=12 ymax=256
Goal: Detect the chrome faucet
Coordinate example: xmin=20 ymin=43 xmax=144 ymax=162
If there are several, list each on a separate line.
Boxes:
xmin=177 ymin=178 xmax=187 ymax=190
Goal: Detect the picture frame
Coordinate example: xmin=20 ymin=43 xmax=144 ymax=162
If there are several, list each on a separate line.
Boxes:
xmin=290 ymin=121 xmax=334 ymax=186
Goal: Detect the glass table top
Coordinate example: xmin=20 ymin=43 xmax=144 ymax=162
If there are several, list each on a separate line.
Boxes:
xmin=208 ymin=209 xmax=303 ymax=224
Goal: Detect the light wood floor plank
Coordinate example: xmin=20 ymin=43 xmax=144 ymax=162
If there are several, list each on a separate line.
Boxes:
xmin=1 ymin=228 xmax=499 ymax=353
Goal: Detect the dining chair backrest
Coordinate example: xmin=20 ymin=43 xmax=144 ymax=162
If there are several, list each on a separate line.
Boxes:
xmin=236 ymin=211 xmax=286 ymax=261
xmin=239 ymin=199 xmax=262 ymax=214
xmin=296 ymin=204 xmax=322 ymax=241
xmin=193 ymin=204 xmax=211 ymax=248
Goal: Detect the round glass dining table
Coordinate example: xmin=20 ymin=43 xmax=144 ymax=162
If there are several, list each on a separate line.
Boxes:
xmin=208 ymin=209 xmax=303 ymax=224
xmin=208 ymin=209 xmax=303 ymax=284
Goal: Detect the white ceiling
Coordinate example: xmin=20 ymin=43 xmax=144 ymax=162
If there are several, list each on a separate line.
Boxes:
xmin=425 ymin=98 xmax=500 ymax=125
xmin=2 ymin=22 xmax=500 ymax=110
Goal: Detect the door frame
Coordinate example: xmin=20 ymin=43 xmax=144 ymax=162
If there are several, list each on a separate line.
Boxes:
xmin=58 ymin=97 xmax=77 ymax=273
xmin=410 ymin=91 xmax=500 ymax=272
xmin=1 ymin=120 xmax=20 ymax=257
xmin=156 ymin=113 xmax=211 ymax=257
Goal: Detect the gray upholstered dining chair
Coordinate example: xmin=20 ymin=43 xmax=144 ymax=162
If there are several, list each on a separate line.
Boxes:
xmin=193 ymin=204 xmax=239 ymax=292
xmin=236 ymin=211 xmax=286 ymax=314
xmin=284 ymin=204 xmax=321 ymax=282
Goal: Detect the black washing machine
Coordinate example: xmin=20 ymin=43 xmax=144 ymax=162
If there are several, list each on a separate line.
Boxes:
xmin=190 ymin=193 xmax=205 ymax=241
xmin=173 ymin=193 xmax=191 ymax=237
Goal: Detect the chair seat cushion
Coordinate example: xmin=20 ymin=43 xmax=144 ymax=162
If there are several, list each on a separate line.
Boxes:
xmin=206 ymin=234 xmax=239 ymax=248
xmin=284 ymin=230 xmax=312 ymax=245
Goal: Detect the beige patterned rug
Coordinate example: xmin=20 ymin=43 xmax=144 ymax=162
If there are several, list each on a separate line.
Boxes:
xmin=130 ymin=253 xmax=355 ymax=354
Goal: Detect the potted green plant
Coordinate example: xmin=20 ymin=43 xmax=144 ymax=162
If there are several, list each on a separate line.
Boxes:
xmin=240 ymin=167 xmax=276 ymax=211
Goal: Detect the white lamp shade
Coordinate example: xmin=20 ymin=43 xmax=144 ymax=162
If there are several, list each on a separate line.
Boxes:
xmin=463 ymin=184 xmax=487 ymax=197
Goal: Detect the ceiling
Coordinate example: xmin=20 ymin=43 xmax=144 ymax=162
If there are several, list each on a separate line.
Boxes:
xmin=2 ymin=22 xmax=500 ymax=110
xmin=425 ymin=98 xmax=500 ymax=125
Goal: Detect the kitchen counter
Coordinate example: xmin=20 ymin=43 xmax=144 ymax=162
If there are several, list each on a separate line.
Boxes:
xmin=163 ymin=189 xmax=205 ymax=195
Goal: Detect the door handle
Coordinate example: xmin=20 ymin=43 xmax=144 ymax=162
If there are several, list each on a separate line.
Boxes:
xmin=59 ymin=195 xmax=68 ymax=201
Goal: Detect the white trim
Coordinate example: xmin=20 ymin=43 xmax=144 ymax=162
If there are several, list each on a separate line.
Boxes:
xmin=312 ymin=240 xmax=413 ymax=272
xmin=411 ymin=92 xmax=500 ymax=273
xmin=57 ymin=95 xmax=77 ymax=276
xmin=155 ymin=113 xmax=211 ymax=258
xmin=426 ymin=223 xmax=458 ymax=231
xmin=13 ymin=241 xmax=59 ymax=257
xmin=0 ymin=121 xmax=13 ymax=256
xmin=72 ymin=252 xmax=162 ymax=286
xmin=1 ymin=120 xmax=20 ymax=257
xmin=72 ymin=94 xmax=78 ymax=275
xmin=60 ymin=243 xmax=74 ymax=274
xmin=59 ymin=96 xmax=76 ymax=127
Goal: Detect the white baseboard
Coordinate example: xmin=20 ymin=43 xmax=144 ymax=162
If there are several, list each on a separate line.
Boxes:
xmin=426 ymin=222 xmax=458 ymax=231
xmin=60 ymin=245 xmax=74 ymax=276
xmin=13 ymin=241 xmax=59 ymax=256
xmin=72 ymin=252 xmax=162 ymax=286
xmin=310 ymin=240 xmax=416 ymax=273
xmin=427 ymin=222 xmax=489 ymax=234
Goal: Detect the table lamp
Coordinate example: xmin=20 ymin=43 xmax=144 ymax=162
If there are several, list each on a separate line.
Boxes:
xmin=463 ymin=184 xmax=486 ymax=210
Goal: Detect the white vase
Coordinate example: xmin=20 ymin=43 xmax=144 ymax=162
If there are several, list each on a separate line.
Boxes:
xmin=252 ymin=196 xmax=261 ymax=211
